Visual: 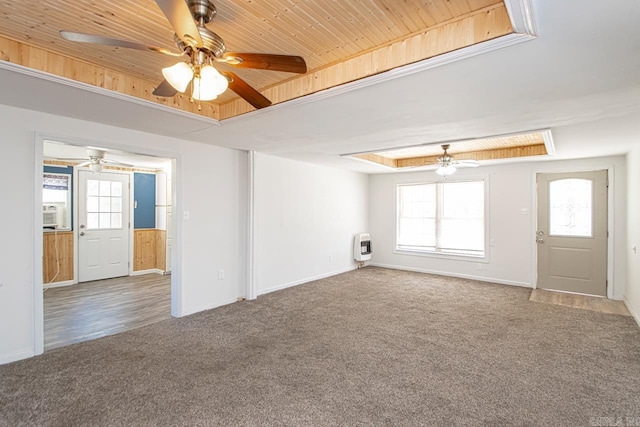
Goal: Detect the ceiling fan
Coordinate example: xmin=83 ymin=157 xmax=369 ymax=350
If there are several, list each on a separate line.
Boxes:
xmin=47 ymin=149 xmax=133 ymax=172
xmin=434 ymin=144 xmax=479 ymax=176
xmin=59 ymin=0 xmax=308 ymax=109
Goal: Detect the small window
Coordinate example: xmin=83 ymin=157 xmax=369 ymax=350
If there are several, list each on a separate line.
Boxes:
xmin=549 ymin=178 xmax=593 ymax=237
xmin=43 ymin=172 xmax=72 ymax=230
xmin=397 ymin=180 xmax=485 ymax=257
xmin=86 ymin=179 xmax=123 ymax=230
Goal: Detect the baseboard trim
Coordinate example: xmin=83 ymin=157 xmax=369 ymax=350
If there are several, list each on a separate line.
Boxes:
xmin=0 ymin=349 xmax=34 ymax=365
xmin=43 ymin=279 xmax=74 ymax=289
xmin=624 ymin=297 xmax=640 ymax=327
xmin=369 ymin=263 xmax=533 ymax=288
xmin=258 ymin=265 xmax=359 ymax=296
xmin=181 ymin=296 xmax=239 ymax=318
xmin=131 ymin=269 xmax=165 ymax=276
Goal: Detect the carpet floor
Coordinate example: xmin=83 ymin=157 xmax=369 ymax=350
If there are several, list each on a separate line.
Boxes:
xmin=1 ymin=267 xmax=639 ymax=426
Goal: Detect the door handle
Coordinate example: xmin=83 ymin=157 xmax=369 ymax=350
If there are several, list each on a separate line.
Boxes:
xmin=79 ymin=231 xmax=85 ymax=237
xmin=536 ymin=238 xmax=544 ymax=244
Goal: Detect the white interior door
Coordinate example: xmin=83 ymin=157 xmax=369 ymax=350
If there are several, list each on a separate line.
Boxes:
xmin=78 ymin=170 xmax=130 ymax=282
xmin=536 ymin=170 xmax=607 ymax=296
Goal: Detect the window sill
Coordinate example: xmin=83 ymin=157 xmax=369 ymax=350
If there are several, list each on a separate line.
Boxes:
xmin=394 ymin=248 xmax=488 ymax=263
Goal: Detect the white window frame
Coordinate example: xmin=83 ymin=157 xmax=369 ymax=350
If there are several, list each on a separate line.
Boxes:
xmin=394 ymin=176 xmax=490 ymax=262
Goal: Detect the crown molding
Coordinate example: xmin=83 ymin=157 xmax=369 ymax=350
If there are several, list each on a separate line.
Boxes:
xmin=504 ymin=0 xmax=538 ymax=36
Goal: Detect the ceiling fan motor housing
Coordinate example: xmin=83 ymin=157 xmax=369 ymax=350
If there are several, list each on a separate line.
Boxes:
xmin=197 ymin=26 xmax=226 ymax=57
xmin=86 ymin=149 xmax=105 ymax=160
xmin=187 ymin=0 xmax=217 ymax=24
xmin=173 ymin=0 xmax=225 ymax=58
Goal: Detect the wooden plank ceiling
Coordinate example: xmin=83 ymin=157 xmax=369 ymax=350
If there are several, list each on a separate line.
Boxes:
xmin=353 ymin=131 xmax=550 ymax=168
xmin=0 ymin=0 xmax=512 ymax=120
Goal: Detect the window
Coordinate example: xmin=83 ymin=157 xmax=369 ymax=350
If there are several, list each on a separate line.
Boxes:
xmin=549 ymin=178 xmax=592 ymax=237
xmin=86 ymin=179 xmax=123 ymax=230
xmin=397 ymin=180 xmax=485 ymax=257
xmin=43 ymin=172 xmax=72 ymax=230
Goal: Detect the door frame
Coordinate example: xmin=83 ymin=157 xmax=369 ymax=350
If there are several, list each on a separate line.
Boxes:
xmin=33 ymin=133 xmax=183 ymax=356
xmin=531 ymin=165 xmax=616 ymax=299
xmin=74 ymin=168 xmax=134 ymax=283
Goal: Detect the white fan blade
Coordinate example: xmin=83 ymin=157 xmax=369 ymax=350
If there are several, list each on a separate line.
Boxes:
xmin=453 ymin=160 xmax=479 ymax=168
xmin=44 ymin=156 xmax=88 ymax=162
xmin=102 ymin=159 xmax=134 ymax=167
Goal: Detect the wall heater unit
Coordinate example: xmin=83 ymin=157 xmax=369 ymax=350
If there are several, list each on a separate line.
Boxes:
xmin=354 ymin=233 xmax=372 ymax=261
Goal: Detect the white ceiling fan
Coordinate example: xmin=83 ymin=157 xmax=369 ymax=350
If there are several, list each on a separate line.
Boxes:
xmin=434 ymin=144 xmax=479 ymax=176
xmin=47 ymin=149 xmax=133 ymax=172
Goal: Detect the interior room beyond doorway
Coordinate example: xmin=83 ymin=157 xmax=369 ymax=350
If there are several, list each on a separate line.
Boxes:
xmin=42 ymin=140 xmax=175 ymax=350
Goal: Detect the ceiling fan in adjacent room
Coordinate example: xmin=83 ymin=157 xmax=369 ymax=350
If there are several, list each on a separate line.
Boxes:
xmin=47 ymin=149 xmax=133 ymax=172
xmin=433 ymin=144 xmax=479 ymax=176
xmin=59 ymin=0 xmax=308 ymax=109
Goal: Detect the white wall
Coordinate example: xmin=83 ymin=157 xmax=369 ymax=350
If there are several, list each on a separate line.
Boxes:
xmin=253 ymin=153 xmax=369 ymax=294
xmin=626 ymin=147 xmax=640 ymax=323
xmin=370 ymin=156 xmax=627 ymax=297
xmin=0 ymin=104 xmax=247 ymax=364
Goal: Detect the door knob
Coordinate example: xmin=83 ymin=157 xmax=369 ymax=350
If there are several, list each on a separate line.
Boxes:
xmin=536 ymin=238 xmax=544 ymax=244
xmin=79 ymin=231 xmax=85 ymax=236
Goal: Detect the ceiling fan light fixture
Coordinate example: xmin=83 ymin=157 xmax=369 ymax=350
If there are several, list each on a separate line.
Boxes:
xmin=162 ymin=62 xmax=194 ymax=93
xmin=89 ymin=162 xmax=103 ymax=173
xmin=436 ymin=164 xmax=456 ymax=176
xmin=192 ymin=65 xmax=228 ymax=100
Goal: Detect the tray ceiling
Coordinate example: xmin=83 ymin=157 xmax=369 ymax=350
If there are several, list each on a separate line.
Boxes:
xmin=0 ymin=0 xmax=512 ymax=119
xmin=351 ymin=131 xmax=552 ymax=169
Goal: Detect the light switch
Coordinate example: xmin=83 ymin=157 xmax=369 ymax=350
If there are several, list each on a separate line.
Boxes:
xmin=183 ymin=210 xmax=191 ymax=220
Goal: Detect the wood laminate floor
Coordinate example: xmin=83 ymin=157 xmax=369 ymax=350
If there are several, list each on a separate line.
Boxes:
xmin=530 ymin=289 xmax=631 ymax=316
xmin=44 ymin=274 xmax=171 ymax=350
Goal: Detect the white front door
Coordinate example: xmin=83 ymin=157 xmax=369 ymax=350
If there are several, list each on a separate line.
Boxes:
xmin=78 ymin=170 xmax=130 ymax=282
xmin=536 ymin=170 xmax=608 ymax=296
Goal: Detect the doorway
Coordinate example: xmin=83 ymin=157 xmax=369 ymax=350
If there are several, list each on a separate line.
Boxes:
xmin=536 ymin=170 xmax=608 ymax=296
xmin=41 ymin=139 xmax=176 ymax=350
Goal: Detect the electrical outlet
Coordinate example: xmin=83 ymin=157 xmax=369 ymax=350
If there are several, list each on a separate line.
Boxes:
xmin=183 ymin=210 xmax=191 ymax=220
xmin=329 ymin=253 xmax=333 ymax=263
xmin=476 ymin=263 xmax=483 ymax=271
xmin=218 ymin=270 xmax=224 ymax=280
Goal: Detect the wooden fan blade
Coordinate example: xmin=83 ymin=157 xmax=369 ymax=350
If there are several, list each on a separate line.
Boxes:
xmin=222 ymin=52 xmax=307 ymax=74
xmin=155 ymin=0 xmax=203 ymax=48
xmin=222 ymin=72 xmax=272 ymax=109
xmin=59 ymin=31 xmax=183 ymax=56
xmin=153 ymin=79 xmax=179 ymax=97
